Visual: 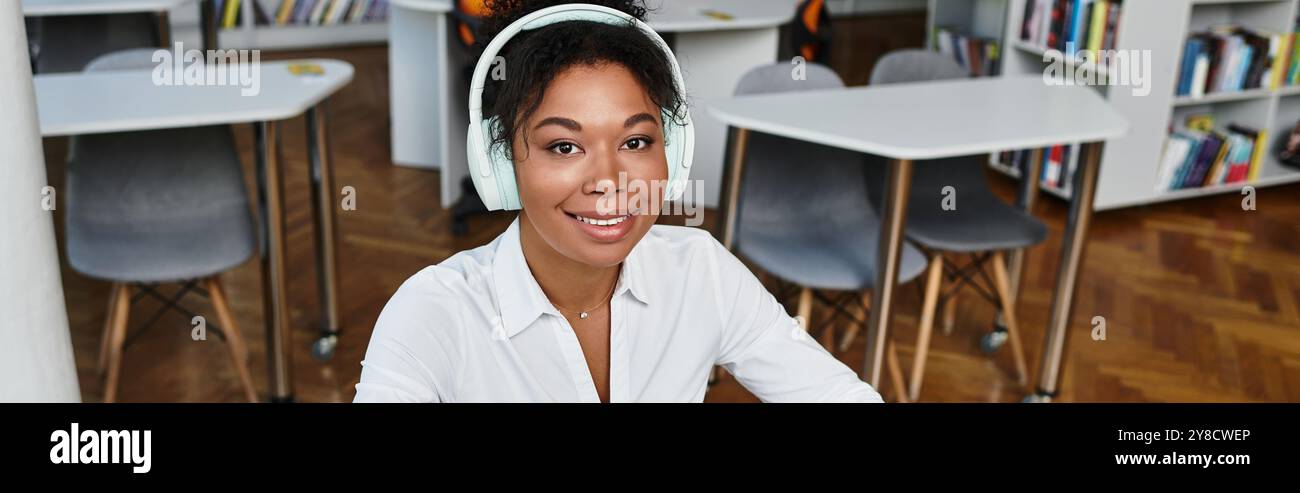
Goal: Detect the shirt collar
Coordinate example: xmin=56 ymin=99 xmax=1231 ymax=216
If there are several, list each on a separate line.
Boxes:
xmin=492 ymin=218 xmax=651 ymax=339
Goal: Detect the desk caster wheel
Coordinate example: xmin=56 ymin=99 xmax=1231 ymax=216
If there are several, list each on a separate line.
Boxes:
xmin=980 ymin=325 xmax=1009 ymax=353
xmin=312 ymin=334 xmax=338 ymax=362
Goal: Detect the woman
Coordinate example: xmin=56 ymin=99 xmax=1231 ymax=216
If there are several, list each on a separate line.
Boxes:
xmin=354 ymin=0 xmax=881 ymax=402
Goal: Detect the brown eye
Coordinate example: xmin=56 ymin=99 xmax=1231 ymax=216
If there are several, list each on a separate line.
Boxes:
xmin=548 ymin=142 xmax=581 ymax=156
xmin=622 ymin=137 xmax=653 ymax=151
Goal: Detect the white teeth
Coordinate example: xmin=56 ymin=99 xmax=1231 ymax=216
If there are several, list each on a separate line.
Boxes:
xmin=573 ymin=214 xmax=628 ymax=226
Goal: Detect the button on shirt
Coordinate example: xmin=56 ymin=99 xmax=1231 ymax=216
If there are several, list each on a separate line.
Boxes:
xmin=354 ymin=219 xmax=882 ymax=403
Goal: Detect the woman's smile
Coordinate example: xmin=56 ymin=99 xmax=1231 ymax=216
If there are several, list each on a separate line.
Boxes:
xmin=564 ymin=210 xmax=636 ymax=243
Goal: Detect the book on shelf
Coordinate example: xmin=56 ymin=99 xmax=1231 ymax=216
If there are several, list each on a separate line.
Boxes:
xmin=215 ymin=0 xmax=272 ymax=28
xmin=252 ymin=0 xmax=387 ymax=27
xmin=934 ymin=26 xmax=1001 ymax=77
xmin=1021 ymin=0 xmax=1122 ymax=56
xmin=1177 ymin=25 xmax=1300 ymax=98
xmin=1157 ymin=115 xmax=1265 ymax=192
xmin=997 ymin=144 xmax=1078 ymax=194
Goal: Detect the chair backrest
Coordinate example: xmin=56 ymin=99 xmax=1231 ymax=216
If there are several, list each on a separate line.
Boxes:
xmin=869 ymin=48 xmax=968 ymax=86
xmin=733 ymin=62 xmax=878 ymax=234
xmin=865 ymin=49 xmax=999 ymax=207
xmin=68 ymin=50 xmax=249 ymax=229
xmin=84 ymin=47 xmax=160 ymax=72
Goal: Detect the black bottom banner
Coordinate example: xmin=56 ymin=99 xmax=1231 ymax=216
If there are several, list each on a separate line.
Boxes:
xmin=1 ymin=403 xmax=1294 ymax=481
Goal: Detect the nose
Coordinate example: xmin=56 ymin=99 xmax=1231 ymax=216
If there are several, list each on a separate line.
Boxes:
xmin=582 ymin=143 xmax=623 ymax=198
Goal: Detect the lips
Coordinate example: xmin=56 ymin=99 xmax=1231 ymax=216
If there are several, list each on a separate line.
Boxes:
xmin=565 ymin=211 xmax=635 ymax=242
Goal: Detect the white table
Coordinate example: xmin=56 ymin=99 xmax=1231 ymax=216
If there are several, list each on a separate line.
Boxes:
xmin=387 ymin=0 xmax=797 ymax=209
xmin=707 ymin=75 xmax=1130 ymax=402
xmin=36 ymin=59 xmax=355 ymax=402
xmin=22 ymin=0 xmax=188 ymax=16
xmin=23 ymin=0 xmax=217 ymax=51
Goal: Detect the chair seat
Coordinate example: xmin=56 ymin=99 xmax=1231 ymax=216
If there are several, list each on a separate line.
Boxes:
xmin=866 ymin=155 xmax=1050 ymax=253
xmin=903 ymin=198 xmax=1048 ymax=252
xmin=67 ymin=210 xmax=256 ymax=283
xmin=738 ymin=224 xmax=928 ymax=292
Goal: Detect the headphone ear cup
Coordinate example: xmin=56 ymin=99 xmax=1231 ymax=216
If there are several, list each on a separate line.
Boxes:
xmin=466 ymin=122 xmax=502 ymax=211
xmin=662 ymin=111 xmax=694 ymax=202
xmin=482 ymin=117 xmax=523 ymax=211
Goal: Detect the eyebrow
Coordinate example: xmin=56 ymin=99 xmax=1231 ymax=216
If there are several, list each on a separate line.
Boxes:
xmin=534 ymin=117 xmax=581 ymax=131
xmin=531 ymin=113 xmax=660 ymax=132
xmin=624 ymin=112 xmax=659 ymax=128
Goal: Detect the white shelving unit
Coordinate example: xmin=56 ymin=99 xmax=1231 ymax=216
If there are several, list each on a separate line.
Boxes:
xmin=218 ymin=0 xmax=388 ymax=50
xmin=927 ymin=0 xmax=1010 ymax=73
xmin=994 ymin=0 xmax=1300 ymax=210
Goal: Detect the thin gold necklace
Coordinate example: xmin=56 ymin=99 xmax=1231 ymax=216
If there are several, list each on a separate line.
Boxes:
xmin=553 ymin=276 xmax=618 ymax=320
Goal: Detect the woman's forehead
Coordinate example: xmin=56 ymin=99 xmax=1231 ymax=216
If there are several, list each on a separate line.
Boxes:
xmin=534 ymin=64 xmax=660 ymax=118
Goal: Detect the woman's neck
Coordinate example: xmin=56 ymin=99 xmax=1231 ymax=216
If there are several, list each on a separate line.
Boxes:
xmin=517 ymin=213 xmax=620 ymax=312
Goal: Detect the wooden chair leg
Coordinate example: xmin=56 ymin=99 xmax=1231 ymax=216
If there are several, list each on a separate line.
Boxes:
xmin=990 ymin=252 xmax=1030 ymax=386
xmin=819 ymin=309 xmax=836 ymax=350
xmin=206 ymin=276 xmax=259 ymax=403
xmin=885 ymin=338 xmax=910 ymax=403
xmin=908 ymin=254 xmax=945 ymax=402
xmin=98 ymin=284 xmax=122 ymax=375
xmin=103 ymin=283 xmax=131 ymax=403
xmin=837 ymin=294 xmax=870 ymax=352
xmin=795 ymin=286 xmax=813 ymax=331
xmin=942 ymin=284 xmax=958 ymax=335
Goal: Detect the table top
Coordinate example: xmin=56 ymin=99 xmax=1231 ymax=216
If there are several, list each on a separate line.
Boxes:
xmin=36 ymin=59 xmax=354 ymax=136
xmin=22 ymin=0 xmax=192 ymax=16
xmin=705 ymin=75 xmax=1130 ymax=160
xmin=389 ymin=0 xmax=796 ymax=32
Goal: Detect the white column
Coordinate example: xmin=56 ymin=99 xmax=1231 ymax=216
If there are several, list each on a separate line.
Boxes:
xmin=0 ymin=3 xmax=81 ymax=402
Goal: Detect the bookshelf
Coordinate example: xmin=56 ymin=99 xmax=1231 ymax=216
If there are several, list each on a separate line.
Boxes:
xmin=216 ymin=0 xmax=389 ymax=50
xmin=992 ymin=0 xmax=1300 ymax=210
xmin=927 ymin=0 xmax=1010 ymax=75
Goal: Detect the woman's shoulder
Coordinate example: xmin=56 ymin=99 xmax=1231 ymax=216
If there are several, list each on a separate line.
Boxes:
xmin=393 ymin=244 xmax=497 ymax=301
xmin=380 ymin=242 xmax=499 ymax=319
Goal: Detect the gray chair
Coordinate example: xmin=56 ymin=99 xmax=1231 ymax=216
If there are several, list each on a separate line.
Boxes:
xmin=66 ymin=49 xmax=259 ymax=403
xmin=28 ymin=14 xmax=159 ymax=74
xmin=860 ymin=49 xmax=1046 ymax=401
xmin=729 ymin=62 xmax=928 ymax=401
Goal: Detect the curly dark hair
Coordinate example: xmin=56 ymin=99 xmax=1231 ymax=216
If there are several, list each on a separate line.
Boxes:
xmin=476 ymin=0 xmax=688 ymax=161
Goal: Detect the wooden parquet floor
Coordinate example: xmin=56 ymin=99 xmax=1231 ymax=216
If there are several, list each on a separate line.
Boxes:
xmin=40 ymin=45 xmax=1300 ymax=403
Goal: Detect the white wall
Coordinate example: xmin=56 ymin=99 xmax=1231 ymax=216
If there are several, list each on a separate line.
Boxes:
xmin=0 ymin=1 xmax=80 ymax=402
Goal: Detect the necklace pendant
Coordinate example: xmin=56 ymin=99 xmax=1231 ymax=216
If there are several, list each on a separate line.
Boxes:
xmin=580 ymin=312 xmax=589 ymax=319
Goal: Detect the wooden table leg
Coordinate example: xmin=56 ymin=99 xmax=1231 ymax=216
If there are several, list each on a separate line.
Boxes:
xmin=863 ymin=158 xmax=912 ymax=388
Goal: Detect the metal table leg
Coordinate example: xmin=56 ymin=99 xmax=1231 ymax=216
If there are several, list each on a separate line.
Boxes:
xmin=864 ymin=158 xmax=913 ymax=390
xmin=306 ymin=104 xmax=342 ymax=361
xmin=1029 ymin=141 xmax=1103 ymax=402
xmin=255 ymin=121 xmax=294 ymax=403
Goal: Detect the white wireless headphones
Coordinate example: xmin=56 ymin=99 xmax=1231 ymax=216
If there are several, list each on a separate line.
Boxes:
xmin=466 ymin=3 xmax=694 ymax=211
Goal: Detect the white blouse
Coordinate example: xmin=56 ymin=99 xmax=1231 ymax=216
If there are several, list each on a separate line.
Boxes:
xmin=354 ymin=219 xmax=882 ymax=403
